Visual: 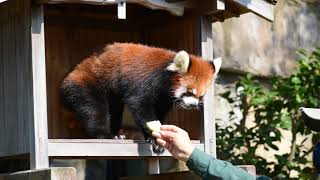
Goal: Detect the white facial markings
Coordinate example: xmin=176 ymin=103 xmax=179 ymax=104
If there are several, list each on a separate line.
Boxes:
xmin=192 ymin=89 xmax=197 ymax=96
xmin=182 ymin=96 xmax=199 ymax=106
xmin=174 ymin=86 xmax=187 ymax=98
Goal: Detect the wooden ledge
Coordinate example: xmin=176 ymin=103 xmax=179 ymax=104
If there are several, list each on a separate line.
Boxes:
xmin=48 ymin=139 xmax=204 ymax=158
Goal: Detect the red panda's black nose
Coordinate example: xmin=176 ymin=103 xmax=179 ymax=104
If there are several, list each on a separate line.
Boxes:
xmin=189 ymin=104 xmax=198 ymax=108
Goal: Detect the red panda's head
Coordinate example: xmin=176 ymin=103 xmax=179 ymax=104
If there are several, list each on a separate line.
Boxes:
xmin=167 ymin=51 xmax=222 ymax=108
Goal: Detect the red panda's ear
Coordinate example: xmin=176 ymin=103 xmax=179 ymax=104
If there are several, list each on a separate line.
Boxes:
xmin=213 ymin=57 xmax=222 ymax=76
xmin=167 ymin=50 xmax=190 ymax=74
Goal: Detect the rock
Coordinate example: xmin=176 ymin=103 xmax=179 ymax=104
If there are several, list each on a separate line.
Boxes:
xmin=212 ymin=0 xmax=320 ymax=77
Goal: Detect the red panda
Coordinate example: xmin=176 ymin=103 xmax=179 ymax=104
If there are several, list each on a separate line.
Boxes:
xmin=61 ymin=43 xmax=221 ymax=151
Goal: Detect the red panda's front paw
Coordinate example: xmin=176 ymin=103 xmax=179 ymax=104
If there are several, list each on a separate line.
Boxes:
xmin=152 ymin=143 xmax=165 ymax=154
xmin=149 ymin=138 xmax=165 ymax=154
xmin=113 ymin=135 xmax=126 ymax=140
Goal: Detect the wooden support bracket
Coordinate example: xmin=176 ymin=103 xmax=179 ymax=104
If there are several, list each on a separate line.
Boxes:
xmin=233 ymin=0 xmax=274 ymax=21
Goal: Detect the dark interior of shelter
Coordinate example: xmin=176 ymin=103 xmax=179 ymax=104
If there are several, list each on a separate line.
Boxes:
xmin=44 ymin=3 xmax=202 ymax=179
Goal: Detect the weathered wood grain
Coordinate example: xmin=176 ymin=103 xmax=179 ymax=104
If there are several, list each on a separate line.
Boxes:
xmin=201 ymin=15 xmax=216 ymax=157
xmin=30 ymin=4 xmax=49 ymax=169
xmin=0 ymin=0 xmax=5 ymax=155
xmin=24 ymin=0 xmax=33 ymax=157
xmin=0 ymin=0 xmax=32 ymax=157
xmin=16 ymin=0 xmax=31 ymax=155
xmin=4 ymin=0 xmax=19 ymax=156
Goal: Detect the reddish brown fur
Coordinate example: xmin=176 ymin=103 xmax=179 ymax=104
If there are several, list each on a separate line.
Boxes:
xmin=63 ymin=43 xmax=176 ymax=87
xmin=63 ymin=43 xmax=215 ymax=93
xmin=177 ymin=54 xmax=214 ymax=97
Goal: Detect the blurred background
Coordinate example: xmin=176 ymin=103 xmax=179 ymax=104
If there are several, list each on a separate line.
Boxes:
xmin=214 ymin=0 xmax=320 ymax=179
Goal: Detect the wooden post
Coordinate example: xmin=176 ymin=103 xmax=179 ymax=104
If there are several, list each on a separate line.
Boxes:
xmin=30 ymin=4 xmax=49 ymax=169
xmin=200 ymin=15 xmax=216 ymax=157
xmin=147 ymin=158 xmax=160 ymax=175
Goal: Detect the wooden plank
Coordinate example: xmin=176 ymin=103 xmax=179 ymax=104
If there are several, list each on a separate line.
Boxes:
xmin=37 ymin=0 xmax=186 ymax=16
xmin=147 ymin=159 xmax=160 ymax=175
xmin=0 ymin=167 xmax=76 ymax=180
xmin=47 ymin=139 xmax=204 ymax=158
xmin=30 ymin=4 xmax=49 ymax=169
xmin=0 ymin=0 xmax=32 ymax=158
xmin=15 ymin=0 xmax=22 ymax=155
xmin=15 ymin=0 xmax=22 ymax=154
xmin=0 ymin=0 xmax=5 ymax=155
xmin=24 ymin=0 xmax=32 ymax=156
xmin=1 ymin=0 xmax=9 ymax=156
xmin=200 ymin=15 xmax=216 ymax=157
xmin=16 ymin=0 xmax=30 ymax=155
xmin=3 ymin=0 xmax=19 ymax=156
xmin=234 ymin=0 xmax=274 ymax=21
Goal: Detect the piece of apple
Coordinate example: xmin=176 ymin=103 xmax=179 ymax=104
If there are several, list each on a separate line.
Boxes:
xmin=146 ymin=120 xmax=161 ymax=132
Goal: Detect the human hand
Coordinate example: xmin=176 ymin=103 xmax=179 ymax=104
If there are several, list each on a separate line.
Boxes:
xmin=152 ymin=125 xmax=194 ymax=162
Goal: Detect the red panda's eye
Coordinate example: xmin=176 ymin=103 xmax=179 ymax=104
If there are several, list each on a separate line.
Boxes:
xmin=185 ymin=91 xmax=193 ymax=96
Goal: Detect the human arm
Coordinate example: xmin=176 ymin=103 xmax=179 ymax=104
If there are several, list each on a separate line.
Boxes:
xmin=152 ymin=125 xmax=271 ymax=180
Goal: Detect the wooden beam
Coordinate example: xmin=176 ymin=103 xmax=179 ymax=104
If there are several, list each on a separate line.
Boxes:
xmin=30 ymin=4 xmax=49 ymax=169
xmin=47 ymin=139 xmax=204 ymax=158
xmin=233 ymin=0 xmax=274 ymax=21
xmin=200 ymin=15 xmax=216 ymax=157
xmin=36 ymin=0 xmax=188 ymax=16
xmin=195 ymin=0 xmax=225 ymax=15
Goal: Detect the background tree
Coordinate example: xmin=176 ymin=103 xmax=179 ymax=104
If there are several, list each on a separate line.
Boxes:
xmin=217 ymin=48 xmax=320 ymax=179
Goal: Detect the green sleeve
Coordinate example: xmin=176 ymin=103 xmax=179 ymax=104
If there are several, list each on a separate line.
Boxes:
xmin=186 ymin=148 xmax=271 ymax=180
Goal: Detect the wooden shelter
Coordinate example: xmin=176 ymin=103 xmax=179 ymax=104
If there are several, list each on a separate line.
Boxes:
xmin=0 ymin=0 xmax=275 ymax=177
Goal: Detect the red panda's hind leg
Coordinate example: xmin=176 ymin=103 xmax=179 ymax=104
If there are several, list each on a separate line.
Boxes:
xmin=108 ymin=93 xmax=124 ymax=138
xmin=61 ymin=81 xmax=112 ymax=138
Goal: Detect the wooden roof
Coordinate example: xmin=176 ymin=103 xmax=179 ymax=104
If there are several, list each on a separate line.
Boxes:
xmin=34 ymin=0 xmax=275 ymax=21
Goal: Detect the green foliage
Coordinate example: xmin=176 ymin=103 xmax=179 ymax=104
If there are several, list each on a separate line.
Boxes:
xmin=217 ymin=48 xmax=320 ymax=179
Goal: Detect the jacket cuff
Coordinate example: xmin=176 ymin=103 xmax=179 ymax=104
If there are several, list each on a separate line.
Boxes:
xmin=186 ymin=148 xmax=210 ymax=178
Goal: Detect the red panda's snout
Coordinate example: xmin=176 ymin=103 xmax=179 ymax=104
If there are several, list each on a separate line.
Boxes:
xmin=172 ymin=86 xmax=202 ymax=109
